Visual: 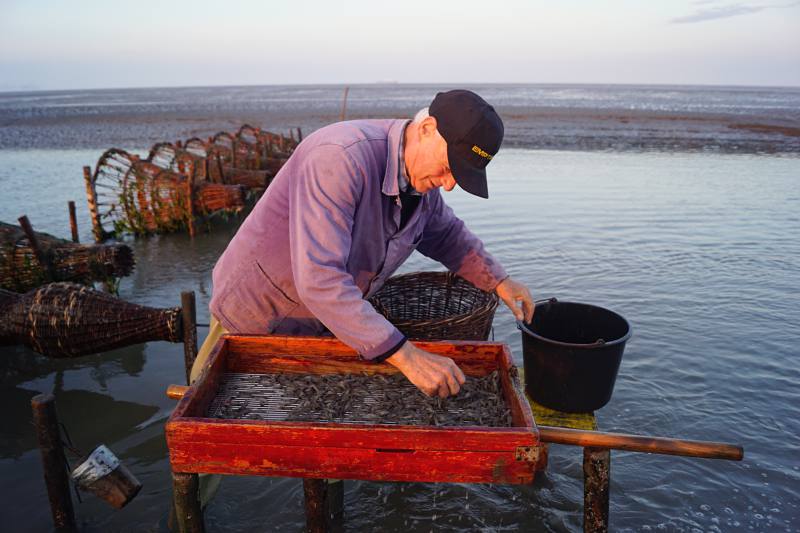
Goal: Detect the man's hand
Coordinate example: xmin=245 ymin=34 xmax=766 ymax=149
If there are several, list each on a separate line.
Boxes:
xmin=495 ymin=277 xmax=535 ymax=323
xmin=386 ymin=341 xmax=466 ymax=398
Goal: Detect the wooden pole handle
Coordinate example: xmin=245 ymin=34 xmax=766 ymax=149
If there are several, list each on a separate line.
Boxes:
xmin=538 ymin=425 xmax=743 ymax=461
xmin=167 ymin=384 xmax=189 ymax=400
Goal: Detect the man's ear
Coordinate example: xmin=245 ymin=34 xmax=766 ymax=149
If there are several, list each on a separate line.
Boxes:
xmin=420 ymin=116 xmax=439 ymax=138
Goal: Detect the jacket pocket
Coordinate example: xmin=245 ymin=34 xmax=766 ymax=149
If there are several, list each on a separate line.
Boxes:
xmin=216 ymin=260 xmax=298 ymax=334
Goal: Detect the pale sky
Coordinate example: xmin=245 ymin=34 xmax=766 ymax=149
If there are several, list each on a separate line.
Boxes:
xmin=1 ymin=0 xmax=798 ymax=91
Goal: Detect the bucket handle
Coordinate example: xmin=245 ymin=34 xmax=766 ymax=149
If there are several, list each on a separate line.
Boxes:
xmin=515 ymin=297 xmax=557 ymax=331
xmin=517 ymin=297 xmax=609 ymax=345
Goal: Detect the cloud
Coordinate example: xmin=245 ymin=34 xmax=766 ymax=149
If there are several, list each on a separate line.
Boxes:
xmin=671 ymin=1 xmax=799 ymax=23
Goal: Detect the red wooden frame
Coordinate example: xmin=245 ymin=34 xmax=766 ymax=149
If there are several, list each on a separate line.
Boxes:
xmin=166 ymin=335 xmax=542 ymax=484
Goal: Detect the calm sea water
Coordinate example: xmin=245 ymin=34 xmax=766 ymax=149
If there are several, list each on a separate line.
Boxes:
xmin=1 ymin=84 xmax=799 ymax=531
xmin=1 ymin=144 xmax=798 ymax=531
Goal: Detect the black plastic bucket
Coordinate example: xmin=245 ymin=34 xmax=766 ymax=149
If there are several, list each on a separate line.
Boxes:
xmin=518 ymin=298 xmax=632 ymax=413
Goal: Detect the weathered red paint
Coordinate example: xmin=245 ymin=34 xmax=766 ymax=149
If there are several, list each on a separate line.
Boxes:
xmin=166 ymin=335 xmax=544 ymax=484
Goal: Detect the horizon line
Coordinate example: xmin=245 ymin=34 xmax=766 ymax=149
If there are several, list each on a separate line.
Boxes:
xmin=2 ymin=80 xmax=799 ymax=95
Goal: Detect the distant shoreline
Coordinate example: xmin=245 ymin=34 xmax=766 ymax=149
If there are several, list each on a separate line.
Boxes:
xmin=3 ymin=81 xmax=800 ymax=95
xmin=1 ymin=84 xmax=798 ymax=153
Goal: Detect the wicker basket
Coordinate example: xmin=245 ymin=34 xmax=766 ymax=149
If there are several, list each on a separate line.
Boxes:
xmin=369 ymin=271 xmax=498 ymax=341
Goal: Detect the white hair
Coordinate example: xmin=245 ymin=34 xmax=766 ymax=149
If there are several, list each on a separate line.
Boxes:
xmin=412 ymin=107 xmax=430 ymax=123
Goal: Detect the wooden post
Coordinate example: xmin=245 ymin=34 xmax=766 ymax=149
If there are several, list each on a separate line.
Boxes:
xmin=297 ymin=127 xmax=303 ymax=142
xmin=31 ymin=394 xmax=77 ymax=532
xmin=583 ymin=447 xmax=610 ymax=533
xmin=67 ymin=201 xmax=79 ymax=243
xmin=181 ymin=291 xmax=198 ymax=385
xmin=340 ymin=86 xmax=349 ymax=121
xmin=304 ymin=478 xmax=344 ymax=533
xmin=172 ymin=472 xmax=204 ymax=533
xmin=185 ymin=178 xmax=196 ymax=238
xmin=83 ymin=166 xmax=104 ymax=243
xmin=18 ymin=215 xmax=54 ymax=281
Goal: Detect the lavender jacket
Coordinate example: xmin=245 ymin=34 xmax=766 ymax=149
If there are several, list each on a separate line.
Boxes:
xmin=210 ymin=119 xmax=507 ymax=360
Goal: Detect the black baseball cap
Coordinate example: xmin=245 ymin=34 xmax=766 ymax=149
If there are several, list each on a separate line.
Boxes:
xmin=429 ymin=90 xmax=504 ymax=199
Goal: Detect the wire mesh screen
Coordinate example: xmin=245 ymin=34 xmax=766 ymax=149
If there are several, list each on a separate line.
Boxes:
xmin=206 ymin=371 xmax=513 ymax=427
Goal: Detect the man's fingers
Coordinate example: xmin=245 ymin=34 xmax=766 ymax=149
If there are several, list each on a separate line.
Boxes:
xmin=455 ymin=365 xmax=466 ymax=385
xmin=511 ymin=297 xmax=524 ymax=321
xmin=445 ymin=371 xmax=461 ymax=396
xmin=501 ymin=295 xmax=521 ymax=320
xmin=403 ymin=351 xmax=466 ymax=398
xmin=522 ymin=298 xmax=535 ymax=323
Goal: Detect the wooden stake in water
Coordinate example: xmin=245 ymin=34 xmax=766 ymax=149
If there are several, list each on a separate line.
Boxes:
xmin=184 ymin=178 xmax=196 ymax=238
xmin=583 ymin=447 xmax=610 ymax=533
xmin=31 ymin=394 xmax=77 ymax=532
xmin=83 ymin=166 xmax=103 ymax=243
xmin=181 ymin=291 xmax=198 ymax=385
xmin=18 ymin=215 xmax=54 ymax=282
xmin=303 ymin=478 xmax=343 ymax=533
xmin=68 ymin=201 xmax=79 ymax=243
xmin=340 ymin=86 xmax=349 ymax=121
xmin=172 ymin=472 xmax=204 ymax=533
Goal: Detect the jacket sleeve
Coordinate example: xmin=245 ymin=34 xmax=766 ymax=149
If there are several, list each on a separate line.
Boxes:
xmin=416 ymin=190 xmax=508 ymax=292
xmin=287 ymin=144 xmax=406 ymax=360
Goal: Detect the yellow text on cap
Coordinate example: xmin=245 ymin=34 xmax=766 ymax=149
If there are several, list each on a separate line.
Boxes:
xmin=471 ymin=145 xmax=493 ymax=160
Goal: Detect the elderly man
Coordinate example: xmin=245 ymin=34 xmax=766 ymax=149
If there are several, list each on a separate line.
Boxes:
xmin=191 ymin=89 xmax=534 ymax=398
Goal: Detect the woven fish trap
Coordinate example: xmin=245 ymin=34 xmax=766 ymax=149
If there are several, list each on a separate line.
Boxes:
xmin=208 ymin=130 xmax=287 ymax=186
xmin=212 ymin=131 xmax=257 ymax=170
xmin=194 ymin=183 xmax=246 ymax=214
xmin=0 ymin=221 xmax=134 ymax=292
xmin=184 ymin=137 xmax=213 ymax=159
xmin=245 ymin=126 xmax=299 ymax=159
xmin=147 ymin=142 xmax=205 ymax=184
xmin=90 ymin=148 xmax=244 ymax=237
xmin=185 ymin=138 xmax=226 ymax=183
xmin=0 ymin=282 xmax=181 ymax=357
xmin=90 ymin=149 xmax=173 ymax=236
xmin=369 ymin=271 xmax=499 ymax=341
xmin=232 ymin=126 xmax=298 ymax=169
xmin=218 ymin=167 xmax=272 ymax=191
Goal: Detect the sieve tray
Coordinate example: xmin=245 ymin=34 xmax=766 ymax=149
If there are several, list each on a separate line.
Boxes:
xmin=166 ymin=335 xmax=542 ymax=484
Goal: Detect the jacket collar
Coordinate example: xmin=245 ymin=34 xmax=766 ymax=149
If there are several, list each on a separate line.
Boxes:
xmin=382 ymin=119 xmax=411 ymax=197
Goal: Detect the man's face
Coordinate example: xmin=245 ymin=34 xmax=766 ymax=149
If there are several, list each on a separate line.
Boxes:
xmin=407 ymin=121 xmax=457 ymax=194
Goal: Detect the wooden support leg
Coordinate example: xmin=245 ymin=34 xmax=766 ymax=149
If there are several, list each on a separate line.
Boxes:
xmin=583 ymin=447 xmax=610 ymax=533
xmin=31 ymin=394 xmax=76 ymax=532
xmin=181 ymin=291 xmax=198 ymax=385
xmin=172 ymin=472 xmax=205 ymax=533
xmin=303 ymin=478 xmax=344 ymax=533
